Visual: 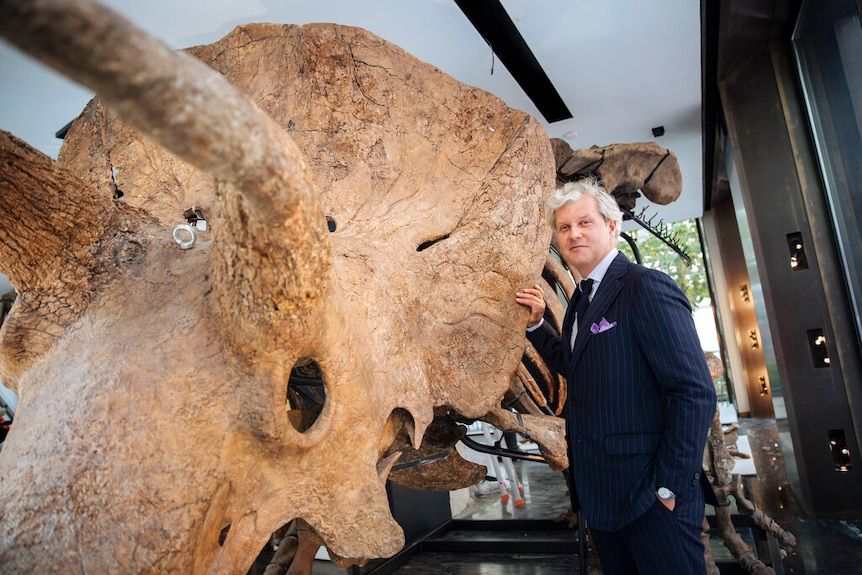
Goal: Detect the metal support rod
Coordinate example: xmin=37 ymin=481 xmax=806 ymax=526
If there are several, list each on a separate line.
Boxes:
xmin=459 ymin=435 xmax=547 ymax=464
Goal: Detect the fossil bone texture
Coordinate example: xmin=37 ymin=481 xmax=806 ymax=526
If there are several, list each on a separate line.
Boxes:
xmin=0 ymin=0 xmax=555 ymax=573
xmin=551 ymin=137 xmax=682 ymax=210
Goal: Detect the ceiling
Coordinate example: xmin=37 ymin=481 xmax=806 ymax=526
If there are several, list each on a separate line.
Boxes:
xmin=0 ymin=0 xmax=704 ymax=294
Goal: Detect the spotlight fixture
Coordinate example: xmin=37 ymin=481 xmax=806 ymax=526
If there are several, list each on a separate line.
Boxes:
xmin=651 ymin=125 xmax=665 ymax=138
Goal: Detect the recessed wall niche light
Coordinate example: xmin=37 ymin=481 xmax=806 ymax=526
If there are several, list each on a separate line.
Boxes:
xmin=651 ymin=126 xmax=665 ymax=137
xmin=806 ymin=328 xmax=832 ymax=367
xmin=787 ymin=232 xmax=808 ymax=270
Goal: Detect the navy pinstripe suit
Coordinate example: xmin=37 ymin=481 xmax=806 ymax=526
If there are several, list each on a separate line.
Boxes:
xmin=528 ymin=252 xmax=716 ymax=570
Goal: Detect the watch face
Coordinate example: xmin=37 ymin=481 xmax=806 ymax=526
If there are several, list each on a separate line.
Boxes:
xmin=658 ymin=487 xmax=674 ymax=499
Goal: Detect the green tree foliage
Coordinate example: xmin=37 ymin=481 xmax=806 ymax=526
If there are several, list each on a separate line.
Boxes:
xmin=621 ymin=219 xmax=710 ymax=309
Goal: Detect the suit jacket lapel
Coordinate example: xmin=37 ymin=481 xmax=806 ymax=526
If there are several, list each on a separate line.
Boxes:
xmin=570 ymin=252 xmax=629 ymax=366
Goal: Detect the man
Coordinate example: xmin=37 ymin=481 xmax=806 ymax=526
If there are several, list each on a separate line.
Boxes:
xmin=516 ymin=178 xmax=716 ymax=574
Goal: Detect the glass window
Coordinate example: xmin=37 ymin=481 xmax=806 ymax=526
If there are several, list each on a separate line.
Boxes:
xmin=793 ymin=0 xmax=862 ymax=341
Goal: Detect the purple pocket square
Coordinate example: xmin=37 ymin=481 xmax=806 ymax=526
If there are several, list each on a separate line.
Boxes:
xmin=590 ymin=318 xmax=617 ymax=334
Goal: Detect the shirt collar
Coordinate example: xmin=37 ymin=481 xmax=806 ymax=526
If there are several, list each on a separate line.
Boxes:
xmin=585 ymin=248 xmax=618 ymax=287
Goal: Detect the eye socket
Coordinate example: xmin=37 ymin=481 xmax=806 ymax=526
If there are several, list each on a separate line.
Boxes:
xmin=286 ymin=358 xmax=326 ymax=433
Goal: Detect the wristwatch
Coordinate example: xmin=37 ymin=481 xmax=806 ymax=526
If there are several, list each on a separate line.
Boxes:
xmin=657 ymin=487 xmax=676 ymax=500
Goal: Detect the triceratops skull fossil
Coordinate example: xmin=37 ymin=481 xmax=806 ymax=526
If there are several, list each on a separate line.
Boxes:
xmin=0 ymin=0 xmax=554 ymax=572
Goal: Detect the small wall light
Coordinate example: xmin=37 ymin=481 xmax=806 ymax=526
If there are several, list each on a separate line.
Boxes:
xmin=828 ymin=429 xmax=853 ymax=471
xmin=806 ymin=328 xmax=831 ymax=368
xmin=787 ymin=232 xmax=808 ymax=270
xmin=777 ymin=485 xmax=788 ymax=510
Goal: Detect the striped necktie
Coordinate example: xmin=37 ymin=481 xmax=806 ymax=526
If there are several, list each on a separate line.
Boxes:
xmin=569 ymin=278 xmax=594 ymax=348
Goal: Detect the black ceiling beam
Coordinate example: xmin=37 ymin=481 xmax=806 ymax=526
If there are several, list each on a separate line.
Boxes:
xmin=455 ymin=0 xmax=572 ymax=123
xmin=700 ymin=0 xmax=720 ymax=213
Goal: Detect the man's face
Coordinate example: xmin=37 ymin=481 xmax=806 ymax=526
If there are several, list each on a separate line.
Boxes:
xmin=554 ymin=195 xmax=617 ymax=277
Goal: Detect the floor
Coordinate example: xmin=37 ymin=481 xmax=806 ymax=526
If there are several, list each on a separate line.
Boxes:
xmin=725 ymin=418 xmax=862 ymax=575
xmin=254 ymin=417 xmax=862 ymax=575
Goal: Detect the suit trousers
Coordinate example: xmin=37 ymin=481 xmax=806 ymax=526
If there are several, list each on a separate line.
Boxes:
xmin=589 ymin=491 xmax=706 ymax=575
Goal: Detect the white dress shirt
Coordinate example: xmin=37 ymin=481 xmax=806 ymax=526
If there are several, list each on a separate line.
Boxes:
xmin=526 ymin=247 xmax=620 ymax=351
xmin=569 ymin=248 xmax=619 ymax=349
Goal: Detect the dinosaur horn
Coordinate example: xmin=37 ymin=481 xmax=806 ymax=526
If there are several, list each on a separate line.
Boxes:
xmin=0 ymin=0 xmax=331 ymax=323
